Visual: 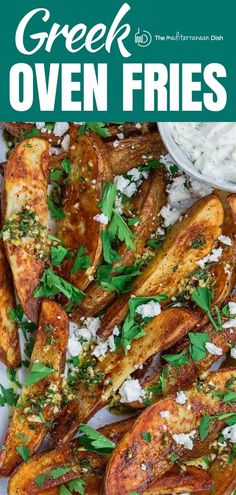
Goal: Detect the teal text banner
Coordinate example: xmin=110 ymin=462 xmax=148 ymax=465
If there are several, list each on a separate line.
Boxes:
xmin=0 ymin=0 xmax=235 ymax=121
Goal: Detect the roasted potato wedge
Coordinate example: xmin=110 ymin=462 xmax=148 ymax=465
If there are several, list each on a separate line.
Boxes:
xmin=143 ymin=466 xmax=212 ymax=494
xmin=0 ymin=241 xmax=20 ymax=368
xmin=99 ymin=193 xmax=224 ymax=337
xmin=107 ymin=131 xmax=166 ymax=175
xmin=56 ymin=131 xmax=112 ymax=291
xmin=104 ymin=369 xmax=236 ymax=495
xmin=51 ymin=308 xmax=199 ymax=445
xmin=8 ymin=419 xmax=133 ymax=495
xmin=75 ymin=169 xmax=167 ymax=317
xmin=2 ymin=138 xmax=49 ymax=323
xmin=204 ymin=455 xmax=236 ymax=495
xmin=0 ymin=300 xmax=68 ymax=477
xmin=127 ymin=297 xmax=236 ymax=408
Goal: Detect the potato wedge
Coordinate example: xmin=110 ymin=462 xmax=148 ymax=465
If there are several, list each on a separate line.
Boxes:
xmin=143 ymin=467 xmax=212 ymax=494
xmin=0 ymin=300 xmax=68 ymax=477
xmin=204 ymin=455 xmax=236 ymax=495
xmin=99 ymin=194 xmax=224 ymax=337
xmin=107 ymin=131 xmax=166 ymax=175
xmin=0 ymin=241 xmax=20 ymax=368
xmin=104 ymin=369 xmax=236 ymax=495
xmin=127 ymin=297 xmax=236 ymax=409
xmin=75 ymin=169 xmax=167 ymax=317
xmin=8 ymin=419 xmax=133 ymax=495
xmin=2 ymin=138 xmax=50 ymax=323
xmin=51 ymin=308 xmax=199 ymax=446
xmin=56 ymin=131 xmax=112 ymax=291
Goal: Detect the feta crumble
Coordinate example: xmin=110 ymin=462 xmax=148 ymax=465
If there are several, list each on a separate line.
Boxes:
xmin=205 ymin=342 xmax=223 ymax=356
xmin=222 ymin=319 xmax=236 ymax=329
xmin=160 ymin=410 xmax=170 ymax=419
xmin=119 ymin=379 xmax=145 ymax=403
xmin=53 ymin=122 xmax=69 ymax=137
xmin=228 ymin=302 xmax=236 ymax=315
xmin=172 ymin=430 xmax=196 ymax=450
xmin=61 ymin=134 xmax=70 ymax=152
xmin=196 ymin=247 xmax=223 ymax=269
xmin=36 ymin=122 xmax=45 ymax=129
xmin=218 ymin=235 xmax=232 ymax=246
xmin=136 ymin=301 xmax=161 ymax=319
xmin=93 ymin=213 xmax=109 ymax=225
xmin=68 ymin=337 xmax=82 ymax=357
xmin=176 ymin=390 xmax=188 ymax=405
xmin=230 ymin=346 xmax=236 ymax=359
xmin=222 ymin=424 xmax=236 ymax=443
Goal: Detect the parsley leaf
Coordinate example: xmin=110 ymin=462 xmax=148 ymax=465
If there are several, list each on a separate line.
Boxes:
xmin=199 ymin=414 xmax=211 ymax=441
xmin=24 ymin=362 xmax=57 ymax=387
xmin=0 ymin=384 xmax=17 ymax=407
xmin=142 ymin=432 xmax=151 ymax=443
xmin=34 ymin=269 xmax=85 ymax=306
xmin=191 ymin=287 xmax=219 ymax=331
xmin=191 ymin=236 xmax=206 ymax=249
xmin=9 ymin=305 xmax=24 ymax=325
xmin=35 ymin=473 xmax=47 ymax=487
xmin=71 ymin=247 xmax=91 ymax=275
xmin=101 ymin=231 xmax=120 ymax=264
xmin=47 ymin=198 xmax=65 ymax=219
xmin=50 ymin=467 xmax=72 ymax=479
xmin=188 ymin=332 xmax=209 ymax=362
xmin=108 ymin=212 xmax=136 ymax=250
xmin=16 ymin=446 xmax=30 ymax=462
xmin=79 ymin=424 xmax=115 ymax=454
xmin=62 ymin=158 xmax=71 ymax=174
xmin=59 ymin=486 xmax=71 ymax=495
xmin=163 ymin=349 xmax=189 ymax=367
xmin=98 ymin=182 xmax=117 ymax=221
xmin=23 ymin=128 xmax=39 ymax=139
xmin=97 ymin=263 xmax=141 ymax=294
xmin=79 ymin=122 xmax=111 ymax=138
xmin=50 ymin=169 xmax=63 ymax=185
xmin=51 ymin=245 xmax=69 ymax=266
xmin=67 ymin=479 xmax=86 ymax=494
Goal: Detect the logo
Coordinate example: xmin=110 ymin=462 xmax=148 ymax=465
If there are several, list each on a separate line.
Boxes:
xmin=135 ymin=28 xmax=152 ymax=47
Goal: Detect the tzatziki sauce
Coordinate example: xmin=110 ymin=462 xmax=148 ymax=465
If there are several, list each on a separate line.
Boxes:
xmin=170 ymin=122 xmax=236 ymax=183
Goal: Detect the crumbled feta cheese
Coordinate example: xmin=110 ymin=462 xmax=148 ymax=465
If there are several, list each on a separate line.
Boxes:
xmin=228 ymin=302 xmax=236 ymax=315
xmin=160 ymin=204 xmax=181 ymax=227
xmin=75 ymin=317 xmax=101 ymax=342
xmin=112 ymin=326 xmax=120 ymax=336
xmin=176 ymin=390 xmax=187 ymax=405
xmin=119 ymin=379 xmax=145 ymax=403
xmin=135 ymin=122 xmax=142 ymax=129
xmin=160 ymin=410 xmax=170 ymax=419
xmin=53 ymin=122 xmax=69 ymax=137
xmin=196 ymin=247 xmax=223 ymax=269
xmin=167 ymin=176 xmax=192 ymax=206
xmin=222 ymin=424 xmax=236 ymax=443
xmin=68 ymin=337 xmax=82 ymax=357
xmin=113 ymin=139 xmax=120 ymax=148
xmin=35 ymin=122 xmax=45 ymax=129
xmin=223 ymin=319 xmax=236 ymax=329
xmin=117 ymin=133 xmax=125 ymax=140
xmin=230 ymin=346 xmax=236 ymax=359
xmin=93 ymin=213 xmax=109 ymax=225
xmin=124 ymin=182 xmax=138 ymax=198
xmin=115 ymin=175 xmax=138 ymax=198
xmin=218 ymin=235 xmax=232 ymax=246
xmin=61 ymin=134 xmax=70 ymax=152
xmin=172 ymin=430 xmax=196 ymax=450
xmin=92 ymin=340 xmax=109 ymax=358
xmin=127 ymin=168 xmax=142 ymax=181
xmin=136 ymin=301 xmax=161 ymax=319
xmin=140 ymin=463 xmax=147 ymax=471
xmin=189 ymin=179 xmax=212 ymax=198
xmin=205 ymin=342 xmax=223 ymax=356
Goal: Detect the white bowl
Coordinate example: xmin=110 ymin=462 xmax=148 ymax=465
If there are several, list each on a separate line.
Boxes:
xmin=158 ymin=122 xmax=236 ymax=193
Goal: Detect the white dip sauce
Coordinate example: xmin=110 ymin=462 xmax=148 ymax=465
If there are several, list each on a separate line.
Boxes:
xmin=170 ymin=122 xmax=236 ymax=183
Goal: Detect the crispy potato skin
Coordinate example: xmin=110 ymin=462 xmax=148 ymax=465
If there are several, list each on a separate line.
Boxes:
xmin=8 ymin=419 xmax=133 ymax=495
xmin=104 ymin=369 xmax=236 ymax=495
xmin=0 ymin=300 xmax=68 ymax=477
xmin=0 ymin=241 xmax=20 ymax=368
xmin=128 ymin=296 xmax=236 ymax=409
xmin=75 ymin=169 xmax=167 ymax=317
xmin=107 ymin=131 xmax=166 ymax=175
xmin=56 ymin=132 xmax=112 ymax=291
xmin=51 ymin=308 xmax=199 ymax=446
xmin=204 ymin=457 xmax=236 ymax=495
xmin=3 ymin=138 xmax=49 ymax=323
xmin=143 ymin=467 xmax=212 ymax=494
xmin=99 ymin=194 xmax=224 ymax=337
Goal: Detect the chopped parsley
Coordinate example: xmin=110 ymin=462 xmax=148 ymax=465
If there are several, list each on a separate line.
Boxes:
xmin=191 ymin=236 xmax=206 ymax=249
xmin=71 ymin=246 xmax=91 ymax=275
xmin=191 ymin=287 xmax=220 ymax=331
xmin=79 ymin=424 xmax=115 ymax=454
xmin=96 ymin=262 xmax=141 ymax=294
xmin=24 ymin=362 xmax=57 ymax=387
xmin=98 ymin=182 xmax=117 ymax=221
xmin=16 ymin=445 xmax=30 ymax=462
xmin=79 ymin=122 xmax=111 ymax=138
xmin=34 ymin=269 xmax=85 ymax=306
xmin=51 ymin=245 xmax=69 ymax=266
xmin=163 ymin=349 xmax=189 ymax=367
xmin=47 ymin=198 xmax=65 ymax=220
xmin=199 ymin=414 xmax=212 ymax=441
xmin=188 ymin=332 xmax=209 ymax=362
xmin=142 ymin=432 xmax=151 ymax=443
xmin=23 ymin=128 xmax=39 ymax=139
xmin=108 ymin=212 xmax=136 ymax=250
xmin=101 ymin=231 xmax=120 ymax=264
xmin=0 ymin=384 xmax=17 ymax=407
